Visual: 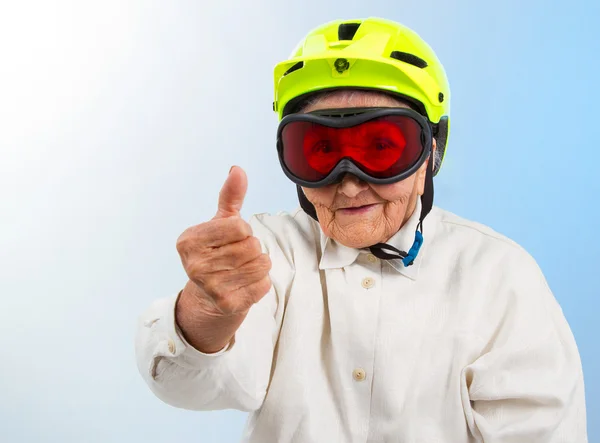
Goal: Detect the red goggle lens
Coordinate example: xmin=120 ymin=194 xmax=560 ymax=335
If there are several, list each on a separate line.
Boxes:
xmin=281 ymin=116 xmax=424 ymax=182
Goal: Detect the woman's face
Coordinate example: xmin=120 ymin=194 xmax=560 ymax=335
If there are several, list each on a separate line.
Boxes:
xmin=300 ymin=91 xmax=433 ymax=248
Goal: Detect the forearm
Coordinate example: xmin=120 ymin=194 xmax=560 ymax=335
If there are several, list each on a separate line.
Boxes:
xmin=175 ymin=280 xmax=248 ymax=354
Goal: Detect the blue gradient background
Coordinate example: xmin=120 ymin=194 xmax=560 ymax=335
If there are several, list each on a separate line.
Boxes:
xmin=0 ymin=1 xmax=597 ymax=442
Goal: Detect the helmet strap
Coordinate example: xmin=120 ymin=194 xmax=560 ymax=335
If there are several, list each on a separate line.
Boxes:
xmin=297 ymin=184 xmax=318 ymax=221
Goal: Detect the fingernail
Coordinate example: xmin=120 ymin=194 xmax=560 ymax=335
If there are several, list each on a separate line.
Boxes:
xmin=229 ymin=166 xmax=235 ymax=174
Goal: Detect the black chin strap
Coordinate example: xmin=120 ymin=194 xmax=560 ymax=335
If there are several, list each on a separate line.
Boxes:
xmin=297 ymin=185 xmax=318 ymax=220
xmin=298 ymin=154 xmax=435 ymax=267
xmin=369 ymin=155 xmax=434 ymax=266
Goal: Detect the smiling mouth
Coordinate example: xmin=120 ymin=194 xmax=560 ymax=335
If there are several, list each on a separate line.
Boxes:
xmin=338 ymin=203 xmax=379 ymax=214
xmin=344 ymin=204 xmax=373 ymax=209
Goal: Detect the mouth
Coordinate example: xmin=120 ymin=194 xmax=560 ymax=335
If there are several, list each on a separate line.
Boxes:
xmin=338 ymin=203 xmax=380 ymax=215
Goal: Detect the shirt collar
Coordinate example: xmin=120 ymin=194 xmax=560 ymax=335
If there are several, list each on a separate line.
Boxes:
xmin=318 ymin=198 xmax=425 ymax=280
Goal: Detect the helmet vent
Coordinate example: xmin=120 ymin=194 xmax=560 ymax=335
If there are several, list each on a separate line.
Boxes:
xmin=390 ymin=51 xmax=428 ymax=69
xmin=283 ymin=61 xmax=304 ymax=76
xmin=338 ymin=23 xmax=361 ymax=41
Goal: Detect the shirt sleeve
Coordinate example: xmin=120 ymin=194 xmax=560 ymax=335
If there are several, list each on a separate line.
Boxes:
xmin=134 ymin=214 xmax=291 ymax=412
xmin=460 ymin=251 xmax=588 ymax=443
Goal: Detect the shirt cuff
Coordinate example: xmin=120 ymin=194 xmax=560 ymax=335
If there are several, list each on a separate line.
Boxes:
xmin=152 ymin=291 xmax=235 ymax=368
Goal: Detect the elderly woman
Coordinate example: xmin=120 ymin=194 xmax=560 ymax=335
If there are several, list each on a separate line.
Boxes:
xmin=135 ymin=18 xmax=587 ymax=442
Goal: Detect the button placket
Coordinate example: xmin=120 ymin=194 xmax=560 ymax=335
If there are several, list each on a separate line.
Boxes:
xmin=329 ymin=263 xmax=378 ymax=436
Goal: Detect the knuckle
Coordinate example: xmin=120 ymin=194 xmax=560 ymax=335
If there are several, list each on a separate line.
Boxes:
xmin=242 ymin=255 xmax=270 ymax=277
xmin=250 ymin=277 xmax=272 ymax=301
xmin=249 ymin=236 xmax=263 ymax=254
xmin=240 ymin=236 xmax=262 ymax=257
xmin=186 ymin=261 xmax=204 ymax=281
xmin=176 ymin=232 xmax=191 ymax=254
xmin=232 ymin=218 xmax=252 ymax=237
xmin=257 ymin=254 xmax=272 ymax=271
xmin=260 ymin=276 xmax=272 ymax=293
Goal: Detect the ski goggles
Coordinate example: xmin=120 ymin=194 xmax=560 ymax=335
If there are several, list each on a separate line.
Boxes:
xmin=277 ymin=107 xmax=434 ymax=188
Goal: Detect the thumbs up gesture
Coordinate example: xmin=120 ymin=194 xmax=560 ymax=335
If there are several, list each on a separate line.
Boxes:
xmin=176 ymin=166 xmax=272 ymax=316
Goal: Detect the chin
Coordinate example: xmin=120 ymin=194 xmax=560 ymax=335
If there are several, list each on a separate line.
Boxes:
xmin=346 ymin=241 xmax=374 ymax=249
xmin=318 ymin=214 xmax=385 ymax=248
xmin=334 ymin=232 xmax=381 ymax=249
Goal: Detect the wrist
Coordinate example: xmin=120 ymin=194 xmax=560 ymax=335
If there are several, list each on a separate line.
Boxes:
xmin=175 ymin=281 xmax=247 ymax=354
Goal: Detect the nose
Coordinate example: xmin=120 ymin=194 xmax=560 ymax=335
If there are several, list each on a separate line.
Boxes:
xmin=337 ymin=173 xmax=369 ymax=198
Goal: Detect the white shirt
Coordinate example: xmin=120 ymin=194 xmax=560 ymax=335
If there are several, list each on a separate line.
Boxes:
xmin=135 ymin=201 xmax=588 ymax=443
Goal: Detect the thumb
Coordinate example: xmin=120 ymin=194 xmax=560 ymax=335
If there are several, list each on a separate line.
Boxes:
xmin=215 ymin=166 xmax=248 ymax=219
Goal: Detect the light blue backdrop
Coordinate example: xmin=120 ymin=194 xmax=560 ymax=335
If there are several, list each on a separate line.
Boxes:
xmin=0 ymin=0 xmax=597 ymax=441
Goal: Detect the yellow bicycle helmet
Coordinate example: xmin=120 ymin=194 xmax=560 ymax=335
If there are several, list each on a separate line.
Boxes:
xmin=273 ymin=17 xmax=450 ymax=175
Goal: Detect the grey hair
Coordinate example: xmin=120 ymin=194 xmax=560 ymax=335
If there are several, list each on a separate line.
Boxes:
xmin=296 ymin=89 xmax=444 ymax=170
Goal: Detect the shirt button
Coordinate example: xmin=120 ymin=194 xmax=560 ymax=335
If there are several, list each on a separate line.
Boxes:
xmin=367 ymin=254 xmax=378 ymax=263
xmin=352 ymin=368 xmax=366 ymax=381
xmin=167 ymin=339 xmax=176 ymax=354
xmin=361 ymin=277 xmax=375 ymax=289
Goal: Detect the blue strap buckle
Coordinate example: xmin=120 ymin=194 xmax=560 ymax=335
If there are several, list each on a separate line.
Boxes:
xmin=402 ymin=230 xmax=423 ymax=267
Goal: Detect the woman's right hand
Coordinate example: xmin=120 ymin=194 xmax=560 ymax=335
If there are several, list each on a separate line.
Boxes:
xmin=174 ymin=166 xmax=272 ymax=352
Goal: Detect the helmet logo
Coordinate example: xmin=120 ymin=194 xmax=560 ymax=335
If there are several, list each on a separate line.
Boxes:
xmin=334 ymin=58 xmax=350 ymax=73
